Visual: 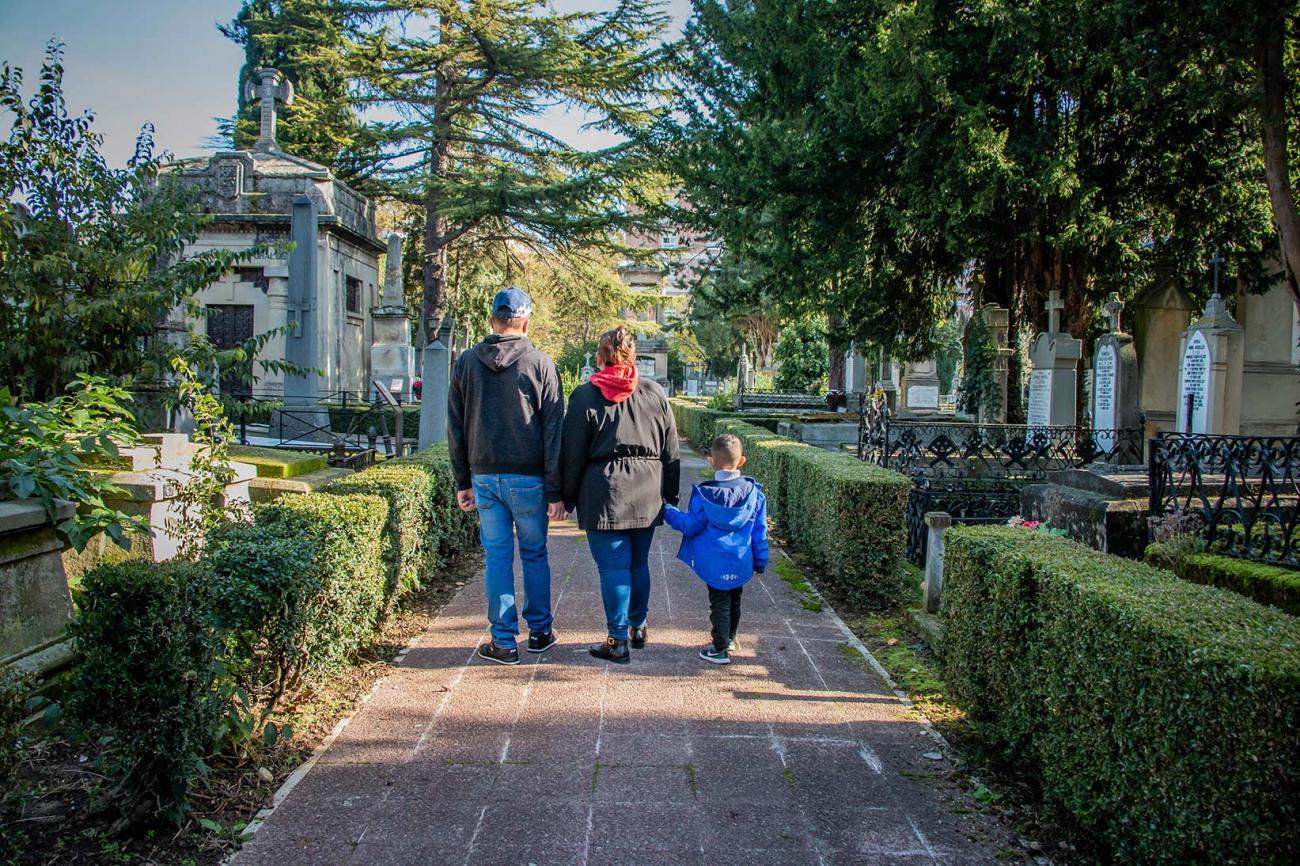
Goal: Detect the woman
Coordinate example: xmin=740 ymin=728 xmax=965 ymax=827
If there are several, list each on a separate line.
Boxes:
xmin=561 ymin=326 xmax=680 ymax=663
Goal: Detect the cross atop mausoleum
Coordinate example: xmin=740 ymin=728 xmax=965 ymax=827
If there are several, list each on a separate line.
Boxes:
xmin=1104 ymin=292 xmax=1123 ymax=333
xmin=1046 ymin=289 xmax=1065 ymax=334
xmin=1209 ymin=249 xmax=1224 ymax=295
xmin=243 ymin=68 xmax=294 ymax=152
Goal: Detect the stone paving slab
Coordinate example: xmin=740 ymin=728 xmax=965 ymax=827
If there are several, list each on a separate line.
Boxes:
xmin=232 ymin=454 xmax=1020 ymax=866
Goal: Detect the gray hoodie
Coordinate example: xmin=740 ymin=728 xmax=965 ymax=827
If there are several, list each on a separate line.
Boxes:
xmin=447 ymin=334 xmax=563 ymax=501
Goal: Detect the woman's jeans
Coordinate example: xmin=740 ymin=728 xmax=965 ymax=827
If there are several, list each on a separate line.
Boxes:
xmin=586 ymin=527 xmax=655 ymax=641
xmin=472 ymin=474 xmax=553 ymax=650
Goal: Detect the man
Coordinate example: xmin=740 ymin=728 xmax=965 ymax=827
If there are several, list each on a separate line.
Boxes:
xmin=448 ymin=287 xmax=566 ymax=665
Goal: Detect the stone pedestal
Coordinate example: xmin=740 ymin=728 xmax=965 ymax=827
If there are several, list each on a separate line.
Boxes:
xmin=1026 ymin=291 xmax=1082 ymax=428
xmin=0 ymin=499 xmax=75 ymax=661
xmin=923 ymin=512 xmax=950 ymax=614
xmin=370 ymin=234 xmax=415 ymax=400
xmin=900 ymin=359 xmax=941 ymax=414
xmin=1021 ymin=467 xmax=1149 ymax=558
xmin=1238 ymin=279 xmax=1300 ymax=435
xmin=418 ymin=338 xmax=451 ymax=449
xmin=1176 ymin=293 xmax=1244 ymax=435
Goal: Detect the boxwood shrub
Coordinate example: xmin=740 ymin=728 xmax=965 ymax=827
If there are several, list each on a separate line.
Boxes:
xmin=714 ymin=419 xmax=910 ymax=609
xmin=386 ymin=443 xmax=480 ymax=564
xmin=944 ymin=527 xmax=1300 ymax=864
xmin=1147 ymin=543 xmax=1300 ymax=616
xmin=204 ymin=492 xmax=388 ymax=699
xmin=670 ymin=399 xmax=727 ymax=448
xmin=68 ymin=560 xmax=223 ymax=818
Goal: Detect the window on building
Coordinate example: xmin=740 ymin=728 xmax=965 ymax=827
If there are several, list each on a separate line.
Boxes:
xmin=346 ymin=275 xmax=362 ymax=315
xmin=660 ymin=228 xmax=679 ymax=249
xmin=234 ymin=267 xmax=268 ymax=291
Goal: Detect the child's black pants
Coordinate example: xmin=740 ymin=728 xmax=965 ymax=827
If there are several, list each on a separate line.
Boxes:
xmin=707 ymin=586 xmax=743 ymax=651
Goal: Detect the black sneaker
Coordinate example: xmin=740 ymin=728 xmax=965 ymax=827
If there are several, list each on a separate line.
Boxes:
xmin=630 ymin=624 xmax=648 ymax=649
xmin=589 ymin=637 xmax=631 ymax=664
xmin=527 ymin=629 xmax=558 ymax=653
xmin=477 ymin=641 xmax=520 ymax=665
xmin=699 ymin=645 xmax=731 ymax=665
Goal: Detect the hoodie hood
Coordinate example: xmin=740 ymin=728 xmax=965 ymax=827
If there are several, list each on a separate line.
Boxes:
xmin=475 ymin=333 xmax=532 ymax=372
xmin=696 ymin=477 xmax=761 ymax=530
xmin=590 ymin=364 xmax=639 ymax=402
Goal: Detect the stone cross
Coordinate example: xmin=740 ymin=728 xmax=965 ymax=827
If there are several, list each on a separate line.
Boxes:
xmin=1045 ymin=290 xmax=1065 ymax=334
xmin=1209 ymin=249 xmax=1224 ymax=295
xmin=243 ymin=68 xmax=294 ymax=152
xmin=584 ymin=351 xmax=593 ymax=367
xmin=1104 ymin=292 xmax=1123 ymax=333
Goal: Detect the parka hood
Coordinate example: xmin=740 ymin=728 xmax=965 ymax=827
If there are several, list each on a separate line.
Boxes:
xmin=475 ymin=333 xmax=532 ymax=372
xmin=696 ymin=477 xmax=762 ymax=530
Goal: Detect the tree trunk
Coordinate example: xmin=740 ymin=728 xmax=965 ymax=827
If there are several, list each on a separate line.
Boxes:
xmin=1258 ymin=19 xmax=1300 ymax=311
xmin=827 ymin=314 xmax=846 ymax=391
xmin=422 ymin=139 xmax=450 ymax=343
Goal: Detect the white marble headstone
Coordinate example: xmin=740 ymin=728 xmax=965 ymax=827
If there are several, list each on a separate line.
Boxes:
xmin=1178 ymin=330 xmax=1211 ymax=434
xmin=1026 ymin=369 xmax=1052 ymax=427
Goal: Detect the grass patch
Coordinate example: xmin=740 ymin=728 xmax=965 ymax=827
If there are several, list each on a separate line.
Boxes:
xmin=685 ymin=762 xmax=698 ymax=798
xmin=774 ymin=557 xmax=823 ymax=612
xmin=228 ymin=445 xmax=328 ymax=478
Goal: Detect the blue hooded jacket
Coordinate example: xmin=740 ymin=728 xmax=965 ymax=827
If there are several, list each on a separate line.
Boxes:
xmin=662 ymin=475 xmax=769 ymax=590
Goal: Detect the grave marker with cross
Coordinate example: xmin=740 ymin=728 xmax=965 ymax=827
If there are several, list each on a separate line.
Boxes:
xmin=1026 ymin=290 xmax=1082 ymax=428
xmin=243 ymin=68 xmax=294 ymax=152
xmin=1045 ymin=289 xmax=1065 ymax=334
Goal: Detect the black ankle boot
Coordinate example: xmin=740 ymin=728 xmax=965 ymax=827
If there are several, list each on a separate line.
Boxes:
xmin=589 ymin=636 xmax=630 ymax=664
xmin=630 ymin=624 xmax=648 ymax=649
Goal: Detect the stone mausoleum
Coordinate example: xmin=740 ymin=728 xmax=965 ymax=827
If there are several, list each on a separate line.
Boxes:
xmin=163 ymin=68 xmax=387 ymax=399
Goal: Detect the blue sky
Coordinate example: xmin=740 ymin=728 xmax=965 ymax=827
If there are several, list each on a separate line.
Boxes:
xmin=0 ymin=0 xmax=691 ymax=168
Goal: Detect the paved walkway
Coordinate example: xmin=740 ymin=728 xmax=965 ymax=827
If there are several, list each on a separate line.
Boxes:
xmin=232 ymin=455 xmax=1018 ymax=866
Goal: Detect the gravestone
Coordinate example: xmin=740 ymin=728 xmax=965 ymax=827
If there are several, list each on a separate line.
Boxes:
xmin=876 ymin=348 xmax=899 ymax=411
xmin=1092 ymin=293 xmax=1140 ymax=455
xmin=1237 ymin=277 xmax=1300 ymax=435
xmin=900 ymin=358 xmax=941 ymax=413
xmin=1176 ymin=293 xmax=1244 ymax=434
xmin=369 ymin=233 xmax=415 ymax=401
xmin=1026 ymin=291 xmax=1082 ymax=428
xmin=1133 ymin=280 xmax=1195 ymax=437
xmin=580 ymin=352 xmax=594 ymax=383
xmin=417 ymin=318 xmax=452 ymax=448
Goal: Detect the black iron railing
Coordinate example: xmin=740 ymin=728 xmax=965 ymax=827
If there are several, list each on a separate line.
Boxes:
xmin=737 ymin=389 xmax=831 ymax=411
xmin=905 ymin=473 xmax=1023 ymax=564
xmin=1148 ymin=432 xmax=1300 ymax=567
xmin=859 ymin=401 xmax=1142 ymax=480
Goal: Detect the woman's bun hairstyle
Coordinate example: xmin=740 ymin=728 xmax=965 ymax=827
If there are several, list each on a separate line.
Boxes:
xmin=596 ymin=325 xmax=637 ymax=367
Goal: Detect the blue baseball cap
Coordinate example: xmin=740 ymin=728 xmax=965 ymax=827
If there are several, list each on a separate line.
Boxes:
xmin=492 ymin=287 xmax=532 ymax=319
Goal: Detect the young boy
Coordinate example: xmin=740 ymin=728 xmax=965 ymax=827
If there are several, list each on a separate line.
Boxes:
xmin=663 ymin=433 xmax=770 ymax=665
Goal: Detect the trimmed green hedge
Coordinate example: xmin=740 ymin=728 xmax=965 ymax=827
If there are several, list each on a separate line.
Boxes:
xmin=712 ymin=418 xmax=910 ymax=608
xmin=228 ymin=445 xmax=328 ymax=478
xmin=205 ymin=492 xmax=388 ymax=698
xmin=670 ymin=399 xmax=728 ymax=447
xmin=944 ymin=527 xmax=1300 ymax=864
xmin=1148 ymin=544 xmax=1300 ymax=616
xmin=68 ymin=560 xmax=222 ymax=816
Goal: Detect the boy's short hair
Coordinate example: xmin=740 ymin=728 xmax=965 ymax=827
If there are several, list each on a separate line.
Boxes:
xmin=710 ymin=433 xmax=744 ymax=467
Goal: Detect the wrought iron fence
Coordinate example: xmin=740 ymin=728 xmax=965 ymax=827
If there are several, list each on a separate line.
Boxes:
xmin=905 ymin=473 xmax=1023 ymax=564
xmin=736 ymin=389 xmax=832 ymax=412
xmin=1148 ymin=432 xmax=1300 ymax=567
xmin=859 ymin=401 xmax=1143 ymax=480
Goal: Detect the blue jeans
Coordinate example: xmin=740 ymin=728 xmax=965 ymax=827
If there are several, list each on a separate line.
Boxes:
xmin=472 ymin=474 xmax=553 ymax=649
xmin=586 ymin=527 xmax=655 ymax=641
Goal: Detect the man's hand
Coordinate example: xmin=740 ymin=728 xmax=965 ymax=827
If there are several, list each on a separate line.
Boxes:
xmin=547 ymin=502 xmax=567 ymax=521
xmin=456 ymin=489 xmax=476 ymax=512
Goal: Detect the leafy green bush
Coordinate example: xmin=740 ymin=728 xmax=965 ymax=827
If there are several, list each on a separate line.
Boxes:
xmin=670 ymin=399 xmax=728 ymax=448
xmin=68 ymin=560 xmax=223 ymax=823
xmin=228 ymin=445 xmax=328 ymax=479
xmin=943 ymin=527 xmax=1300 ymax=864
xmin=0 ymin=376 xmax=147 ymax=551
xmin=1147 ymin=544 xmax=1300 ymax=616
xmin=715 ymin=419 xmax=910 ymax=608
xmin=0 ymin=668 xmax=28 ymax=796
xmin=387 ymin=443 xmax=480 ymax=565
xmin=326 ymin=464 xmax=438 ymax=609
xmin=204 ymin=492 xmax=387 ymax=703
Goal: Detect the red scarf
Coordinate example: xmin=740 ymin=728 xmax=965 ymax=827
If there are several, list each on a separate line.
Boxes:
xmin=590 ymin=364 xmax=638 ymax=403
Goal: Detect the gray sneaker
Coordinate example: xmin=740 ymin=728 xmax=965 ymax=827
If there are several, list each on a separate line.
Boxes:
xmin=699 ymin=645 xmax=731 ymax=665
